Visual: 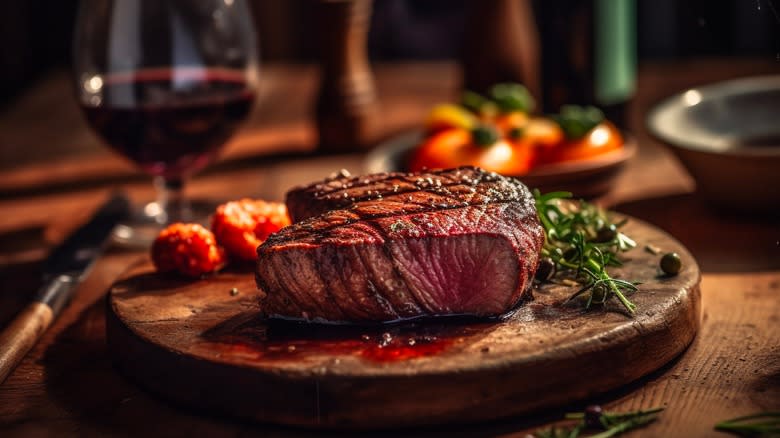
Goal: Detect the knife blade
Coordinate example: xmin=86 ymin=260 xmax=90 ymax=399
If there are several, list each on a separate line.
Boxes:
xmin=0 ymin=192 xmax=130 ymax=384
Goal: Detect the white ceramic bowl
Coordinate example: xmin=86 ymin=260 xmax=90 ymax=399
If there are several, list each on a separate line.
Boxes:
xmin=647 ymin=76 xmax=780 ymax=212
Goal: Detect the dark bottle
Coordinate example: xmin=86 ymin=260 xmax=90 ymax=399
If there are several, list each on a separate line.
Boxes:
xmin=534 ymin=0 xmax=637 ymax=128
xmin=460 ymin=0 xmax=542 ymax=100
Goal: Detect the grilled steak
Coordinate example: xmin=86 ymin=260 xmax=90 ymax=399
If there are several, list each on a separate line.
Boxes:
xmin=257 ymin=166 xmax=544 ymax=323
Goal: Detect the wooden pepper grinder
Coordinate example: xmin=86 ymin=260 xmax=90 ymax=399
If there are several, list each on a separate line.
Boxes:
xmin=314 ymin=0 xmax=378 ymax=153
xmin=459 ymin=0 xmax=541 ymax=100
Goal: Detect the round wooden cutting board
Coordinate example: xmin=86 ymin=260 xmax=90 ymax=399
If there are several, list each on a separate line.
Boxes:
xmin=107 ymin=217 xmax=700 ymax=429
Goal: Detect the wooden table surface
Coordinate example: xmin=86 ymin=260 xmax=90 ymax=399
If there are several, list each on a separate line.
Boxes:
xmin=0 ymin=59 xmax=778 ymax=437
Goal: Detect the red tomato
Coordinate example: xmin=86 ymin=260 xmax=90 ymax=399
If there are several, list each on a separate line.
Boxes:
xmin=494 ymin=111 xmax=529 ymax=138
xmin=152 ymin=223 xmax=226 ymax=277
xmin=211 ymin=199 xmax=290 ymax=262
xmin=409 ymin=128 xmax=532 ymax=175
xmin=523 ymin=117 xmax=565 ymax=149
xmin=536 ymin=121 xmax=623 ymax=165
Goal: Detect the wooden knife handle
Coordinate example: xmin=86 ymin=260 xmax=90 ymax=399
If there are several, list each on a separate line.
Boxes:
xmin=0 ymin=302 xmax=54 ymax=384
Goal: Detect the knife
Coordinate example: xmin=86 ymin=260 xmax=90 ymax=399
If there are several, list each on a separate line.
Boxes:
xmin=0 ymin=192 xmax=130 ymax=384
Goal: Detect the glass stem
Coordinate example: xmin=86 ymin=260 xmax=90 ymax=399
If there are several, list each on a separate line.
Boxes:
xmin=154 ymin=176 xmax=191 ymax=224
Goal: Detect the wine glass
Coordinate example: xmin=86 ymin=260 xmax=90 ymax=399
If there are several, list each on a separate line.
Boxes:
xmin=73 ymin=0 xmax=259 ymax=246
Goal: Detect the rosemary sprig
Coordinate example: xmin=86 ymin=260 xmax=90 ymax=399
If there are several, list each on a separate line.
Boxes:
xmin=534 ymin=190 xmax=638 ymax=314
xmin=534 ymin=425 xmax=584 ymax=438
xmin=534 ymin=406 xmax=664 ymax=438
xmin=715 ymin=412 xmax=780 ymax=436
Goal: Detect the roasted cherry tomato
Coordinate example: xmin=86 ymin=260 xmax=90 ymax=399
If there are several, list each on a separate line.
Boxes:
xmin=536 ymin=120 xmax=623 ymax=165
xmin=409 ymin=126 xmax=532 ymax=175
xmin=523 ymin=117 xmax=565 ymax=148
xmin=152 ymin=223 xmax=226 ymax=277
xmin=494 ymin=111 xmax=529 ymax=139
xmin=211 ymin=199 xmax=290 ymax=262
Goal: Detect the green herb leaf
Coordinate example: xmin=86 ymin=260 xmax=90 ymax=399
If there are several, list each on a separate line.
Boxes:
xmin=489 ymin=82 xmax=535 ymax=113
xmin=554 ymin=105 xmax=605 ymax=139
xmin=542 ymin=406 xmax=664 ymax=438
xmin=461 ymin=90 xmax=492 ymax=115
xmin=715 ymin=412 xmax=780 ymax=436
xmin=534 ymin=190 xmax=638 ymax=314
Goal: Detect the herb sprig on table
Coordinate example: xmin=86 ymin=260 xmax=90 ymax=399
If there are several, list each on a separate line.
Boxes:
xmin=715 ymin=412 xmax=780 ymax=436
xmin=533 ymin=405 xmax=664 ymax=438
xmin=534 ymin=190 xmax=638 ymax=314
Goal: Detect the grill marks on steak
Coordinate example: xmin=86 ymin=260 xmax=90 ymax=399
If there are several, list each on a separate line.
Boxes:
xmin=257 ymin=166 xmax=544 ymax=324
xmin=285 ymin=167 xmax=503 ymax=223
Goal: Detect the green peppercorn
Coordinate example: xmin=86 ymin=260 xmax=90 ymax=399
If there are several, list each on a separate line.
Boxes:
xmin=584 ymin=404 xmax=604 ymax=428
xmin=660 ymin=252 xmax=682 ymax=276
xmin=535 ymin=257 xmax=556 ymax=281
xmin=594 ymin=224 xmax=618 ymax=243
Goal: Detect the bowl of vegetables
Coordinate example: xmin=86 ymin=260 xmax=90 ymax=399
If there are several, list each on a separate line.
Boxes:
xmin=366 ymin=83 xmax=636 ymax=198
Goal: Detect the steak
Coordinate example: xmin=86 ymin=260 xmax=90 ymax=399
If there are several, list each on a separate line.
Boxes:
xmin=256 ymin=166 xmax=545 ymax=324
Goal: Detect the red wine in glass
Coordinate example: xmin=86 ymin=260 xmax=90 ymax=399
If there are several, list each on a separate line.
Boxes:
xmin=80 ymin=68 xmax=255 ymax=180
xmin=73 ymin=0 xmax=259 ymax=246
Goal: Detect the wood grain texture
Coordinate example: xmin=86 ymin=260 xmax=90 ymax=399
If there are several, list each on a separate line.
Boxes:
xmin=106 ymin=217 xmax=700 ymax=429
xmin=593 ymin=272 xmax=780 ymax=437
xmin=0 ymin=302 xmax=53 ymax=383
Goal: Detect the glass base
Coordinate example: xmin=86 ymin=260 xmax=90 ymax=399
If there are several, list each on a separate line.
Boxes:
xmin=111 ymin=199 xmax=218 ymax=249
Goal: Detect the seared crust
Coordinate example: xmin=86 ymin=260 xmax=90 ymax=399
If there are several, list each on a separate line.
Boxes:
xmin=286 ymin=167 xmax=508 ymax=223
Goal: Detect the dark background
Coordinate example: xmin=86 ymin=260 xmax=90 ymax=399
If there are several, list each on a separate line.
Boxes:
xmin=1 ymin=0 xmax=778 ymax=106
